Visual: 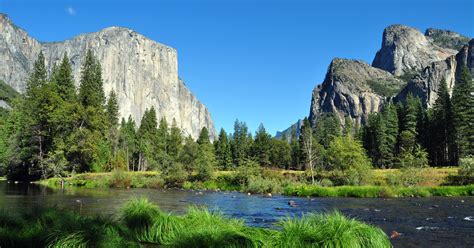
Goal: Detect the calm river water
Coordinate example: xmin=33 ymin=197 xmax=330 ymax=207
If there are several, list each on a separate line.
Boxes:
xmin=1 ymin=181 xmax=473 ymax=247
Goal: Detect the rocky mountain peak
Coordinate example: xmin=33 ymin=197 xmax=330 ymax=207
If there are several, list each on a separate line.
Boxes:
xmin=308 ymin=58 xmax=404 ymax=127
xmin=372 ymin=24 xmax=459 ymax=76
xmin=425 ymin=28 xmax=471 ymax=51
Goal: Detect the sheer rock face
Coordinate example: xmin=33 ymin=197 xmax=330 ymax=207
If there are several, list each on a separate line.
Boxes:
xmin=396 ymin=39 xmax=474 ymax=108
xmin=0 ymin=14 xmax=215 ymax=140
xmin=372 ymin=25 xmax=459 ymax=76
xmin=306 ymin=26 xmax=470 ymax=132
xmin=308 ymin=59 xmax=405 ymax=127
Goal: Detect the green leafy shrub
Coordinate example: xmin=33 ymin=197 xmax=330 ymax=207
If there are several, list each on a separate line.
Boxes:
xmin=243 ymin=176 xmax=283 ymax=194
xmin=108 ymin=170 xmax=132 ymax=188
xmin=162 ymin=162 xmax=189 ymax=187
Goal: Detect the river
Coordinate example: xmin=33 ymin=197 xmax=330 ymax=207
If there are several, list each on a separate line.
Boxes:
xmin=1 ymin=181 xmax=473 ymax=247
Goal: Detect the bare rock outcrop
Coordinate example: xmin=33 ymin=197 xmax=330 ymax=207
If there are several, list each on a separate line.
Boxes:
xmin=0 ymin=13 xmax=215 ymax=140
xmin=308 ymin=58 xmax=405 ymax=127
xmin=372 ymin=25 xmax=459 ymax=76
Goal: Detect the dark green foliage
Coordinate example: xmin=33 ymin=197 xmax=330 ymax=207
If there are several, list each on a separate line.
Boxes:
xmin=314 ymin=113 xmax=341 ymax=149
xmin=51 ymin=53 xmax=76 ymax=102
xmin=326 ymin=135 xmax=372 ymax=185
xmin=119 ymin=116 xmax=138 ymax=170
xmin=363 ymin=104 xmax=398 ymax=168
xmin=179 ymin=136 xmax=199 ymax=172
xmin=78 ymin=50 xmax=105 ymax=108
xmin=0 ymin=80 xmax=20 ymax=104
xmin=429 ymin=79 xmax=456 ymax=166
xmin=252 ymin=124 xmax=272 ymax=166
xmin=452 ymin=65 xmax=474 ymax=158
xmin=168 ymin=119 xmax=183 ymax=161
xmin=106 ymin=90 xmax=119 ymax=128
xmin=195 ymin=128 xmax=216 ymax=181
xmin=27 ymin=51 xmax=47 ymax=92
xmin=366 ymin=79 xmax=403 ymax=97
xmin=0 ymin=207 xmax=139 ymax=248
xmin=137 ymin=108 xmax=158 ymax=170
xmin=214 ymin=128 xmax=232 ymax=169
xmin=230 ymin=119 xmax=252 ymax=166
xmin=269 ymin=138 xmax=292 ymax=169
xmin=197 ymin=126 xmax=211 ymax=145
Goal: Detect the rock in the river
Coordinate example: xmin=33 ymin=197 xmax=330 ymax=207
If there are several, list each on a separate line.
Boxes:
xmin=372 ymin=25 xmax=460 ymax=76
xmin=0 ymin=13 xmax=215 ymax=140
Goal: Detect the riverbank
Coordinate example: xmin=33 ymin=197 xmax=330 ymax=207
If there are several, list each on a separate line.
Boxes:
xmin=36 ymin=168 xmax=474 ymax=198
xmin=0 ymin=197 xmax=391 ymax=247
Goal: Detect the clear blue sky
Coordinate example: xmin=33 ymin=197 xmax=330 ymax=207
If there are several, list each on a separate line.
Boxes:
xmin=1 ymin=0 xmax=473 ymax=135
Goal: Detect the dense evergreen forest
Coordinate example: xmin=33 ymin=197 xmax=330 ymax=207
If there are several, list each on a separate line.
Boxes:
xmin=0 ymin=51 xmax=473 ymax=183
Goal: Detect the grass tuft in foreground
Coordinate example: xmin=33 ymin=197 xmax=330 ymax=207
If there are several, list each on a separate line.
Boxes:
xmin=272 ymin=211 xmax=391 ymax=248
xmin=0 ymin=197 xmax=392 ymax=247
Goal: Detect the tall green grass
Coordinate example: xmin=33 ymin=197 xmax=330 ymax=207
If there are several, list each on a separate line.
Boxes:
xmin=0 ymin=197 xmax=392 ymax=247
xmin=284 ymin=185 xmax=474 ymax=198
xmin=272 ymin=211 xmax=391 ymax=248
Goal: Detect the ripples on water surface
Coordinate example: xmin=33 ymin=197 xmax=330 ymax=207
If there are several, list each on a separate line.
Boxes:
xmin=1 ymin=181 xmax=473 ymax=247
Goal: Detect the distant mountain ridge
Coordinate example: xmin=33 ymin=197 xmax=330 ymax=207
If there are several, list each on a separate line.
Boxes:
xmin=0 ymin=13 xmax=216 ymax=140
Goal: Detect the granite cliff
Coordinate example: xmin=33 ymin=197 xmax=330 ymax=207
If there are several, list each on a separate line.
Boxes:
xmin=0 ymin=13 xmax=215 ymax=140
xmin=299 ymin=25 xmax=472 ymax=135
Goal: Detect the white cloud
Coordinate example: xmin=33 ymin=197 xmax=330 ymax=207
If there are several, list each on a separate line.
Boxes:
xmin=66 ymin=6 xmax=76 ymax=16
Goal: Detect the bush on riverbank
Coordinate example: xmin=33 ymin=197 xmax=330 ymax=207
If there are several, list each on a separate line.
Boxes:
xmin=0 ymin=198 xmax=392 ymax=248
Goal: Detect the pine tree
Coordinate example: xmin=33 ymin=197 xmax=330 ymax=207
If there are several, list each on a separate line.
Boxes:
xmin=270 ymin=137 xmax=292 ymax=169
xmin=252 ymin=123 xmax=272 ymax=166
xmin=79 ymin=50 xmax=105 ymax=108
xmin=179 ymin=135 xmax=199 ymax=172
xmin=214 ymin=128 xmax=232 ymax=169
xmin=106 ymin=90 xmax=119 ymax=128
xmin=382 ymin=104 xmax=399 ymax=167
xmin=197 ymin=127 xmax=211 ymax=145
xmin=52 ymin=53 xmax=76 ymax=101
xmin=230 ymin=119 xmax=251 ymax=166
xmin=27 ymin=51 xmax=47 ymax=94
xmin=452 ymin=65 xmax=474 ymax=158
xmin=156 ymin=117 xmax=169 ymax=153
xmin=106 ymin=90 xmax=120 ymax=159
xmin=119 ymin=116 xmax=137 ymax=170
xmin=168 ymin=119 xmax=183 ymax=160
xmin=314 ymin=113 xmax=341 ymax=148
xmin=343 ymin=117 xmax=353 ymax=136
xmin=431 ymin=78 xmax=456 ymax=166
xmin=137 ymin=108 xmax=158 ymax=170
xmin=399 ymin=93 xmax=419 ymax=154
xmin=194 ymin=127 xmax=216 ymax=181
